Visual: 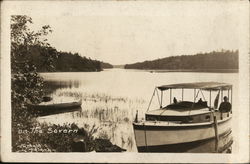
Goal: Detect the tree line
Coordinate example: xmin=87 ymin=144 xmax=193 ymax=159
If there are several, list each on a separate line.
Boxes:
xmin=124 ymin=50 xmax=238 ymax=70
xmin=14 ymin=44 xmax=113 ymax=73
xmin=101 ymin=62 xmax=113 ymax=69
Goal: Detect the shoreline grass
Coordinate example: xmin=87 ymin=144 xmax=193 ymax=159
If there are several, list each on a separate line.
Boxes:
xmin=37 ymin=90 xmax=147 ymax=152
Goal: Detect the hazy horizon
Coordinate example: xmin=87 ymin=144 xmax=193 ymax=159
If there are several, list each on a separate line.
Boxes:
xmin=6 ymin=1 xmax=242 ymax=65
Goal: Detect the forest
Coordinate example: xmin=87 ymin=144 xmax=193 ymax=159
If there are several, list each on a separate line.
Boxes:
xmin=18 ymin=45 xmax=113 ymax=72
xmin=124 ymin=50 xmax=238 ymax=71
xmin=101 ymin=62 xmax=113 ymax=69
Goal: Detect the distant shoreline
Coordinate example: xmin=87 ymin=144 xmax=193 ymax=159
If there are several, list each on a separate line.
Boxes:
xmin=37 ymin=68 xmax=239 ymax=74
xmin=126 ymin=69 xmax=239 ymax=73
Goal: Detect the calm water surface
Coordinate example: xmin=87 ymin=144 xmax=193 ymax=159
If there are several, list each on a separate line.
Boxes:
xmin=37 ymin=69 xmax=238 ymax=152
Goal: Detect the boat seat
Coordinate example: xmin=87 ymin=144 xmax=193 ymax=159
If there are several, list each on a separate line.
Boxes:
xmin=42 ymin=96 xmax=53 ymax=102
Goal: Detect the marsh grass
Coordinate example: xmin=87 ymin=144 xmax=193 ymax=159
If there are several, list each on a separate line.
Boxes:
xmin=37 ymin=89 xmax=148 ymax=151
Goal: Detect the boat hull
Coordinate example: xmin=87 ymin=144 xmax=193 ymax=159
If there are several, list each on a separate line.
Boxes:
xmin=30 ymin=100 xmax=82 ymax=116
xmin=133 ymin=116 xmax=232 ymax=152
xmin=35 ymin=101 xmax=82 ymax=110
xmin=136 ymin=130 xmax=232 ymax=152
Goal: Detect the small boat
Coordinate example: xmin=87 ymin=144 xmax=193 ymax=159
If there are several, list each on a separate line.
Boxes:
xmin=30 ymin=98 xmax=82 ymax=116
xmin=133 ymin=82 xmax=233 ymax=152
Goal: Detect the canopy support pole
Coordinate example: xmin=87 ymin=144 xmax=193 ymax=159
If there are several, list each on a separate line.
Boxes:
xmin=209 ymin=90 xmax=211 ymax=108
xmin=160 ymin=91 xmax=163 ymax=108
xmin=221 ymin=90 xmax=223 ymax=102
xmin=194 ymin=89 xmax=196 ymax=103
xmin=147 ymin=88 xmax=156 ymax=111
xmin=182 ymin=88 xmax=184 ymax=101
xmin=194 ymin=89 xmax=200 ymax=102
xmin=170 ymin=89 xmax=172 ymax=104
xmin=156 ymin=89 xmax=161 ymax=107
xmin=200 ymin=89 xmax=206 ymax=101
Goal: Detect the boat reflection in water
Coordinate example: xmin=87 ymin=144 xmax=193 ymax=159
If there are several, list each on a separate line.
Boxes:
xmin=133 ymin=82 xmax=233 ymax=153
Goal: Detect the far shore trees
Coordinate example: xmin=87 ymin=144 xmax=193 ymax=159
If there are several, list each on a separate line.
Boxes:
xmin=124 ymin=50 xmax=238 ymax=71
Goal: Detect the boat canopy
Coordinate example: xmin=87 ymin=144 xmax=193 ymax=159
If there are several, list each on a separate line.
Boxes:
xmin=157 ymin=82 xmax=232 ymax=91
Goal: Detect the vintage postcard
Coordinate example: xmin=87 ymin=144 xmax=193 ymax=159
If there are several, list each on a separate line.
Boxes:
xmin=1 ymin=0 xmax=249 ymax=163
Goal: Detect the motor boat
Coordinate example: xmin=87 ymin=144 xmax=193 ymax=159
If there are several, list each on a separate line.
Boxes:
xmin=133 ymin=82 xmax=233 ymax=153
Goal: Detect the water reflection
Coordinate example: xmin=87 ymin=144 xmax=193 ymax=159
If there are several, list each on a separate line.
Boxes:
xmin=43 ymin=80 xmax=81 ymax=95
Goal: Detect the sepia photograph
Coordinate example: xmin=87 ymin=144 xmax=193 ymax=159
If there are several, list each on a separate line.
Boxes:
xmin=1 ymin=0 xmax=249 ymax=163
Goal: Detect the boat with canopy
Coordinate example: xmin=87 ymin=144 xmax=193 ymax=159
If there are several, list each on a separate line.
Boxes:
xmin=133 ymin=82 xmax=233 ymax=152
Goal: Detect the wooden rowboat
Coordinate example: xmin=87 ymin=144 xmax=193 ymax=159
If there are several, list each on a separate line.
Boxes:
xmin=30 ymin=99 xmax=82 ymax=116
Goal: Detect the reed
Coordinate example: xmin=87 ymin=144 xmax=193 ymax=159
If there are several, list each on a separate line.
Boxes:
xmin=38 ymin=89 xmax=148 ymax=152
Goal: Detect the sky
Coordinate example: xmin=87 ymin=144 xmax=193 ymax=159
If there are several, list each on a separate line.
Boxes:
xmin=5 ymin=1 xmax=245 ymax=65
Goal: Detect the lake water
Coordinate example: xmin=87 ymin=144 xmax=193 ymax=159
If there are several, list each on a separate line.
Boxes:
xmin=37 ymin=69 xmax=238 ymax=152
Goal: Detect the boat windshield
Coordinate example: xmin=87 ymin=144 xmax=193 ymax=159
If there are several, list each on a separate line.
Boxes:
xmin=165 ymin=101 xmax=208 ymax=110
